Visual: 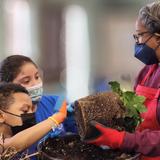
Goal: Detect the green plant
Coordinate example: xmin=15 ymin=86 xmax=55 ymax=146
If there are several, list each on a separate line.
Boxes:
xmin=109 ymin=81 xmax=146 ymax=127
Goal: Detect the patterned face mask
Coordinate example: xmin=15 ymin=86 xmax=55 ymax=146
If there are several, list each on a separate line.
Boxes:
xmin=27 ymin=82 xmax=43 ymax=104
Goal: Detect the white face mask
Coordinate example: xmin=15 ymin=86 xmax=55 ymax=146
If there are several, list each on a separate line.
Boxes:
xmin=27 ymin=82 xmax=43 ymax=104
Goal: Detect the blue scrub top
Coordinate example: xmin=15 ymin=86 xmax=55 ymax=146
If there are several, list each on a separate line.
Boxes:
xmin=36 ymin=95 xmax=61 ymax=122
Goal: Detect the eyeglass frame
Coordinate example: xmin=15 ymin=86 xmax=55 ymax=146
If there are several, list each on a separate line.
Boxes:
xmin=133 ymin=31 xmax=152 ymax=44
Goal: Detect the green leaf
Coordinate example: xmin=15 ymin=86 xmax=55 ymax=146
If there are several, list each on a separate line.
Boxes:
xmin=108 ymin=81 xmax=122 ymax=96
xmin=133 ymin=96 xmax=146 ymax=104
xmin=109 ymin=81 xmax=146 ymax=128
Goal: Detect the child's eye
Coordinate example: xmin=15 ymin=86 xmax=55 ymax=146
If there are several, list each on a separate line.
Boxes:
xmin=20 ymin=78 xmax=30 ymax=85
xmin=35 ymin=75 xmax=40 ymax=80
xmin=23 ymin=80 xmax=30 ymax=84
xmin=21 ymin=79 xmax=30 ymax=85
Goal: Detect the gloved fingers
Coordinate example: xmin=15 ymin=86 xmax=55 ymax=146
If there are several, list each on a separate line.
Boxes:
xmin=59 ymin=101 xmax=67 ymax=116
xmin=83 ymin=121 xmax=103 ymax=142
xmin=90 ymin=121 xmax=108 ymax=134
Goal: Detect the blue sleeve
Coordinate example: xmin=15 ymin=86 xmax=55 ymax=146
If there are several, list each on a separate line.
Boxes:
xmin=35 ymin=95 xmax=65 ymax=123
xmin=53 ymin=95 xmax=66 ymax=112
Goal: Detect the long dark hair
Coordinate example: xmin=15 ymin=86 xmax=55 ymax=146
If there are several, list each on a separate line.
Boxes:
xmin=0 ymin=55 xmax=37 ymax=82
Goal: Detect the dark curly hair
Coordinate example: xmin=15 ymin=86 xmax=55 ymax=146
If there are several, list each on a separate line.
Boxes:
xmin=0 ymin=83 xmax=29 ymax=110
xmin=0 ymin=55 xmax=37 ymax=82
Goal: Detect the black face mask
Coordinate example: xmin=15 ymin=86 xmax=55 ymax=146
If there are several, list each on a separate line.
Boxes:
xmin=1 ymin=110 xmax=36 ymax=135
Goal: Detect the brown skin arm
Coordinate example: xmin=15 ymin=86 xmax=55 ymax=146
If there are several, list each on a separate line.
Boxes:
xmin=1 ymin=112 xmax=66 ymax=152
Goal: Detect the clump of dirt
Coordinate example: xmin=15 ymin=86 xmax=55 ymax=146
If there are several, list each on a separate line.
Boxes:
xmin=39 ymin=135 xmax=136 ymax=160
xmin=74 ymin=92 xmax=136 ymax=139
xmin=39 ymin=91 xmax=139 ymax=160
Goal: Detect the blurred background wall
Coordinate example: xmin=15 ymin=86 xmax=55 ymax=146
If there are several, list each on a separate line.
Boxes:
xmin=0 ymin=0 xmax=156 ymax=102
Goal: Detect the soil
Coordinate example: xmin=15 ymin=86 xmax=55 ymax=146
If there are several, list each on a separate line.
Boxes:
xmin=39 ymin=135 xmax=137 ymax=160
xmin=39 ymin=92 xmax=139 ymax=160
xmin=74 ymin=92 xmax=136 ymax=139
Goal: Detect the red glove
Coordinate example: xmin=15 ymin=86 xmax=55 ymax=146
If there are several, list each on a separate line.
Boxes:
xmin=86 ymin=121 xmax=125 ymax=149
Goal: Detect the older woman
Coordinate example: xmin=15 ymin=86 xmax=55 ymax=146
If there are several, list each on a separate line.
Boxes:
xmin=87 ymin=2 xmax=160 ymax=160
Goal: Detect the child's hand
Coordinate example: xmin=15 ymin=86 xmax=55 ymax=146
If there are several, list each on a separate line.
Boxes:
xmin=51 ymin=111 xmax=66 ymax=125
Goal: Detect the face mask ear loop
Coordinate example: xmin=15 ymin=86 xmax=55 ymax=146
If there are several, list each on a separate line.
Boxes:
xmin=0 ymin=109 xmax=21 ymax=117
xmin=0 ymin=110 xmax=11 ymax=127
xmin=143 ymin=34 xmax=154 ymax=44
xmin=143 ymin=34 xmax=160 ymax=51
xmin=154 ymin=33 xmax=160 ymax=51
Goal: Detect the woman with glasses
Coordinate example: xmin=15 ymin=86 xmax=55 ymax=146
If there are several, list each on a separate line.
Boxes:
xmin=86 ymin=2 xmax=160 ymax=160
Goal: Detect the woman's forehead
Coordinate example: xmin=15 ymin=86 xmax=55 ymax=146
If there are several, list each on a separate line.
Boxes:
xmin=135 ymin=19 xmax=147 ymax=32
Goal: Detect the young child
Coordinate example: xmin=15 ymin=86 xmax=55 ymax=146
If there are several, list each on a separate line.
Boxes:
xmin=0 ymin=83 xmax=66 ymax=159
xmin=0 ymin=55 xmax=68 ymax=158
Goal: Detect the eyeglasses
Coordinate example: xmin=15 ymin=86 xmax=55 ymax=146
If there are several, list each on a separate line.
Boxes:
xmin=133 ymin=31 xmax=150 ymax=44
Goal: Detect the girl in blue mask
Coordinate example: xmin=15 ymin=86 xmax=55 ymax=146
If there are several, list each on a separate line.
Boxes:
xmin=0 ymin=55 xmax=69 ymax=159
